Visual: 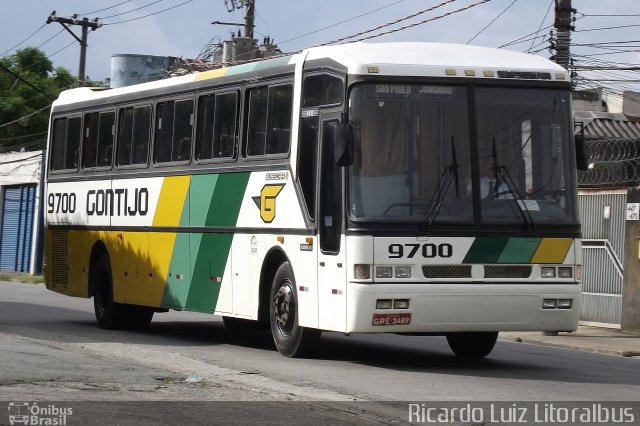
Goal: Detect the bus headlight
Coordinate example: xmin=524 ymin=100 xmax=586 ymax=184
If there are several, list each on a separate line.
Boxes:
xmin=395 ymin=267 xmax=411 ymax=278
xmin=558 ymin=267 xmax=572 ymax=278
xmin=375 ymin=266 xmax=393 ymax=278
xmin=541 ymin=267 xmax=556 ymax=278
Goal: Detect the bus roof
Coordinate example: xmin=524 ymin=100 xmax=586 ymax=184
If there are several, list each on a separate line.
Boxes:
xmin=53 ymin=42 xmax=569 ymax=107
xmin=305 ymin=42 xmax=569 ymax=80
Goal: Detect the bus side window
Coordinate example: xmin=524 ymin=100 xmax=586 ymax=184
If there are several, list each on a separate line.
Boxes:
xmin=133 ymin=106 xmax=151 ymax=165
xmin=197 ymin=92 xmax=238 ymax=161
xmin=173 ymin=99 xmax=193 ymax=162
xmin=97 ymin=112 xmax=115 ymax=167
xmin=66 ymin=117 xmax=82 ymax=170
xmin=246 ymin=84 xmax=292 ymax=157
xmin=302 ymin=74 xmax=344 ymax=107
xmin=51 ymin=118 xmax=68 ymax=171
xmin=155 ymin=101 xmax=174 ymax=163
xmin=84 ymin=111 xmax=115 ymax=168
xmin=214 ymin=92 xmax=238 ymax=158
xmin=155 ymin=100 xmax=193 ymax=163
xmin=118 ymin=108 xmax=134 ymax=166
xmin=82 ymin=112 xmax=99 ymax=168
xmin=268 ymin=85 xmax=292 ymax=155
xmin=196 ymin=94 xmax=215 ymax=160
xmin=246 ymin=86 xmax=268 ymax=156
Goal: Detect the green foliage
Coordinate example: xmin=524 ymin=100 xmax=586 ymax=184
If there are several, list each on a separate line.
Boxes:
xmin=0 ymin=47 xmax=78 ymax=152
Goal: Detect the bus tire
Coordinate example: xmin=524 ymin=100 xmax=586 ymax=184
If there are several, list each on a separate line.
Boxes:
xmin=446 ymin=332 xmax=498 ymax=358
xmin=269 ymin=262 xmax=320 ymax=357
xmin=92 ymin=251 xmax=127 ymax=330
xmin=125 ymin=305 xmax=154 ymax=330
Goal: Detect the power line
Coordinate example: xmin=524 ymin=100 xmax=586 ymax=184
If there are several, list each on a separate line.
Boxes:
xmin=0 ymin=24 xmax=46 ymax=57
xmin=527 ymin=0 xmax=553 ymax=52
xmin=78 ymin=0 xmax=134 ymax=16
xmin=47 ymin=40 xmax=77 ymax=58
xmin=100 ymin=0 xmax=165 ymax=19
xmin=341 ymin=0 xmax=491 ymax=45
xmin=321 ymin=0 xmax=460 ymax=46
xmin=103 ymin=0 xmax=193 ymax=25
xmin=467 ymin=0 xmax=519 ymax=44
xmin=320 ymin=0 xmax=491 ymax=46
xmin=0 ymin=63 xmax=54 ymax=101
xmin=278 ymin=0 xmax=407 ymax=46
xmin=578 ymin=13 xmax=640 ymax=18
xmin=0 ymin=131 xmax=47 ymax=142
xmin=35 ymin=29 xmax=64 ymax=49
xmin=0 ymin=104 xmax=52 ymax=129
xmin=575 ymin=23 xmax=640 ymax=33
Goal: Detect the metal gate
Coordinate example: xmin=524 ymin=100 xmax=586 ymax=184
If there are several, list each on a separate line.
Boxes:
xmin=0 ymin=184 xmax=36 ymax=272
xmin=578 ymin=189 xmax=626 ymax=328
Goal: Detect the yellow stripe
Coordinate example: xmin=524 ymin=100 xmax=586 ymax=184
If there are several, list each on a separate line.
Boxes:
xmin=530 ymin=238 xmax=573 ymax=264
xmin=153 ymin=176 xmax=190 ymax=226
xmin=195 ymin=68 xmax=227 ymax=81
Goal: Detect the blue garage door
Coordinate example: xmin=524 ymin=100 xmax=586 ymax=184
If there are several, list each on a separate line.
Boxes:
xmin=0 ymin=184 xmax=36 ymax=272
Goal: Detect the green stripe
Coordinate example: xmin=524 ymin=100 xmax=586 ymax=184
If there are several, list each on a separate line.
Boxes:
xmin=161 ymin=186 xmax=191 ymax=309
xmin=463 ymin=237 xmax=509 ymax=263
xmin=186 ymin=172 xmax=250 ymax=312
xmin=497 ymin=238 xmax=542 ymax=264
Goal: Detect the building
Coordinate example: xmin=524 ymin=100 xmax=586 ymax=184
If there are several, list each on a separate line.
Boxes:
xmin=0 ymin=151 xmax=44 ymax=274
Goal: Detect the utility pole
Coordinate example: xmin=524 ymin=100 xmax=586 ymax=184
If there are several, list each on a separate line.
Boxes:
xmin=46 ymin=11 xmax=102 ymax=85
xmin=552 ymin=0 xmax=575 ymax=70
xmin=243 ymin=0 xmax=255 ymax=39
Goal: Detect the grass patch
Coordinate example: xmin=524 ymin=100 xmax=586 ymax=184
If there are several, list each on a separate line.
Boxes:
xmin=0 ymin=272 xmax=44 ymax=284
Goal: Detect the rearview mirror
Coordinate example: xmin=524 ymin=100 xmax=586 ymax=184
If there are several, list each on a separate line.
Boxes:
xmin=574 ymin=122 xmax=588 ymax=171
xmin=334 ymin=122 xmax=353 ymax=167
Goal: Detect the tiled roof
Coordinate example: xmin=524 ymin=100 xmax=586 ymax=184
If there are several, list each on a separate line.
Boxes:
xmin=574 ymin=110 xmax=640 ymax=139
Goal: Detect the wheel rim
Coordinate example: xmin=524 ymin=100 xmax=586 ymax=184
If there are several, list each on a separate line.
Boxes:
xmin=273 ymin=280 xmax=295 ymax=336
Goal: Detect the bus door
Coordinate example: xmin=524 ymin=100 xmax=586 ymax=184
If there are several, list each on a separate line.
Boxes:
xmin=317 ymin=113 xmax=348 ymax=332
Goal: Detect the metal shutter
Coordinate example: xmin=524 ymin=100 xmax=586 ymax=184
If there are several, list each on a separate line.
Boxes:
xmin=0 ymin=184 xmax=36 ymax=272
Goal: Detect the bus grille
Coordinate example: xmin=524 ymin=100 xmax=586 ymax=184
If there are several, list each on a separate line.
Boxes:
xmin=422 ymin=265 xmax=472 ymax=279
xmin=484 ymin=265 xmax=532 ymax=279
xmin=51 ymin=230 xmax=68 ymax=287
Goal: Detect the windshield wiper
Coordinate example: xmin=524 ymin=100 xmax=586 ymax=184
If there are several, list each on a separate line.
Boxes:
xmin=495 ymin=165 xmax=536 ymax=233
xmin=420 ymin=138 xmax=458 ymax=235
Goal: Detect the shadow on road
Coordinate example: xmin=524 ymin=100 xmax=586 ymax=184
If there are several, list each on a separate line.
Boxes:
xmin=1 ymin=300 xmax=638 ymax=388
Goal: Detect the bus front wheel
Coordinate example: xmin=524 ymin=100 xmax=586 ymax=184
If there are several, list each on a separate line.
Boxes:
xmin=446 ymin=332 xmax=498 ymax=358
xmin=269 ymin=262 xmax=320 ymax=357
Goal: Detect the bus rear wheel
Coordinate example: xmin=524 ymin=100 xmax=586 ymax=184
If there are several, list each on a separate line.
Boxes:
xmin=446 ymin=332 xmax=498 ymax=358
xmin=92 ymin=251 xmax=153 ymax=330
xmin=269 ymin=262 xmax=320 ymax=357
xmin=93 ymin=252 xmax=127 ymax=330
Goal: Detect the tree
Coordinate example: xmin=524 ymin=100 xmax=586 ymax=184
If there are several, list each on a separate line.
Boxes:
xmin=0 ymin=47 xmax=77 ymax=152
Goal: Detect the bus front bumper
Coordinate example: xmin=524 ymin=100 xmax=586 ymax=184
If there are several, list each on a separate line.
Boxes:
xmin=346 ymin=282 xmax=581 ymax=334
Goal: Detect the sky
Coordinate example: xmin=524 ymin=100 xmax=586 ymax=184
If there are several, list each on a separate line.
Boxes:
xmin=1 ymin=0 xmax=639 ymax=106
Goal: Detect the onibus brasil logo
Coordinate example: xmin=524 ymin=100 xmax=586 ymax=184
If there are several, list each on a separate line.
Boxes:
xmin=253 ymin=184 xmax=285 ymax=223
xmin=8 ymin=402 xmax=72 ymax=425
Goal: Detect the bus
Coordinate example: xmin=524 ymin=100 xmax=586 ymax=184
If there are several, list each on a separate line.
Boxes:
xmin=44 ymin=42 xmax=583 ymax=358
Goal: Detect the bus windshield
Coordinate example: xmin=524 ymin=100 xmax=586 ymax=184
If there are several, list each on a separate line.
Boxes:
xmin=348 ymin=83 xmax=577 ymax=226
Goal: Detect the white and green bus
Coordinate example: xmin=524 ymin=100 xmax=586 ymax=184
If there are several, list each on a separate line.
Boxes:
xmin=44 ymin=42 xmax=583 ymax=358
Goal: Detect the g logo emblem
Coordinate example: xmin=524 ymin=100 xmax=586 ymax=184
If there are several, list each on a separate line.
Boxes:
xmin=252 ymin=184 xmax=285 ymax=223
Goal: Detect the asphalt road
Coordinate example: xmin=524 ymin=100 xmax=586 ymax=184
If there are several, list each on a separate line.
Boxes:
xmin=1 ymin=281 xmax=639 ymax=425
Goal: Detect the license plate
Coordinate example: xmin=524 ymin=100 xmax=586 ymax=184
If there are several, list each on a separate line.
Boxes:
xmin=372 ymin=313 xmax=411 ymax=326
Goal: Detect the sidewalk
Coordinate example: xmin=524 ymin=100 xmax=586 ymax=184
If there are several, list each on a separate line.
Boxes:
xmin=499 ymin=325 xmax=640 ymax=358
